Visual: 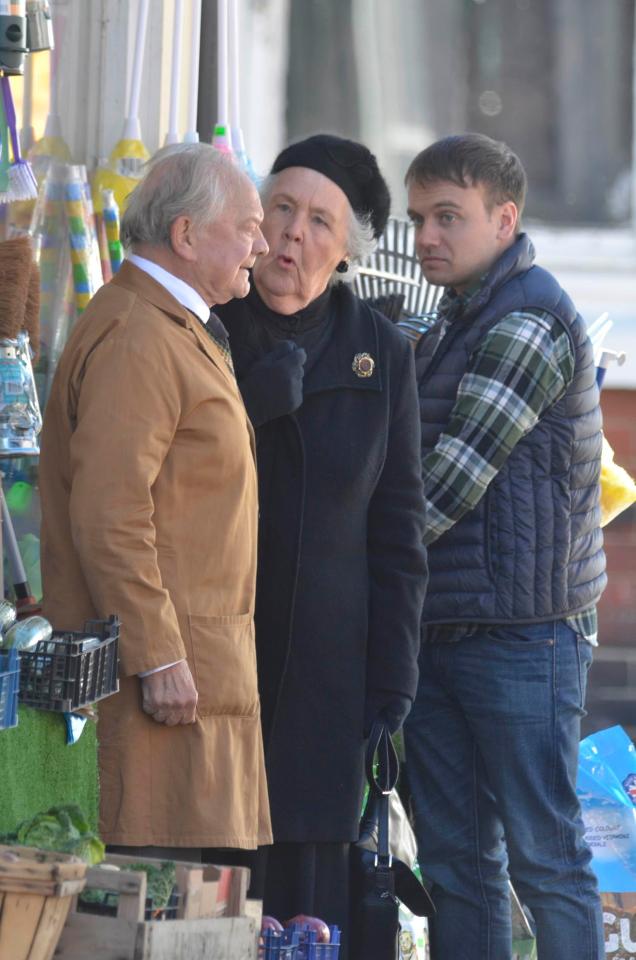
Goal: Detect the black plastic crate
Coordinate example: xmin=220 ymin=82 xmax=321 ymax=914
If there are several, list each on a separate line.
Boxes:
xmin=0 ymin=646 xmax=19 ymax=730
xmin=18 ymin=616 xmax=120 ymax=712
xmin=77 ymin=885 xmax=181 ymax=922
xmin=144 ymin=887 xmax=181 ymax=921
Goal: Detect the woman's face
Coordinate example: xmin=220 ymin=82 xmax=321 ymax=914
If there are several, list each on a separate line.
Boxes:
xmin=253 ymin=166 xmax=350 ymax=315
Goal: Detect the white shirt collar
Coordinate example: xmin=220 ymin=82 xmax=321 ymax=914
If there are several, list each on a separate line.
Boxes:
xmin=127 ymin=253 xmax=210 ymax=324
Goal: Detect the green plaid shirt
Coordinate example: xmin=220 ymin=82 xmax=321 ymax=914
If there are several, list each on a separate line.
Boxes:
xmin=420 ymin=287 xmax=597 ymax=644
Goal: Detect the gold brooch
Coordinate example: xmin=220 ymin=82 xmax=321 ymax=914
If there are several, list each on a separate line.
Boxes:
xmin=352 ymin=353 xmax=375 ymax=378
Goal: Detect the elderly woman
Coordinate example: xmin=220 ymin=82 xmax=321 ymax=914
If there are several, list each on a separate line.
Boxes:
xmin=215 ymin=135 xmax=427 ymax=946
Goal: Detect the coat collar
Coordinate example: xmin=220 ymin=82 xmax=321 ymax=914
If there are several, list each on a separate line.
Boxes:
xmin=302 ymin=284 xmax=383 ymax=397
xmin=111 ymin=260 xmax=236 ymax=389
xmin=416 ymin=233 xmax=537 ymax=381
xmin=125 ymin=253 xmax=210 ymax=323
xmin=112 ymin=260 xmax=194 ymax=327
xmin=221 ymin=282 xmax=384 ymax=397
xmin=453 ymin=232 xmax=536 ymax=325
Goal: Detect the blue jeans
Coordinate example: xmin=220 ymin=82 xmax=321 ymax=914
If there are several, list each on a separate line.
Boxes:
xmin=403 ymin=621 xmax=603 ymax=960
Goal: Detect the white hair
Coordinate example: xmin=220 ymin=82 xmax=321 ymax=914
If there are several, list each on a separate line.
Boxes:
xmin=121 ymin=143 xmax=248 ymax=249
xmin=338 ymin=206 xmax=376 ymax=285
xmin=258 ymin=173 xmax=377 ymax=286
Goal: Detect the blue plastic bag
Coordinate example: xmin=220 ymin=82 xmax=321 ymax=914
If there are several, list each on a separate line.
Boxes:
xmin=577 ymin=725 xmax=636 ymax=892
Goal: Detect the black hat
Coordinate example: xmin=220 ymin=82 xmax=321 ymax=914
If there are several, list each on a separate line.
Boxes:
xmin=270 ymin=133 xmax=390 ymax=240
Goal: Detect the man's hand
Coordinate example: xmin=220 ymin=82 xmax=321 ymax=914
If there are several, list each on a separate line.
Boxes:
xmin=140 ymin=660 xmax=198 ymax=725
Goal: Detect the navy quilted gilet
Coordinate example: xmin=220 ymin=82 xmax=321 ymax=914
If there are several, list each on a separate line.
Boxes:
xmin=416 ymin=234 xmax=606 ymax=624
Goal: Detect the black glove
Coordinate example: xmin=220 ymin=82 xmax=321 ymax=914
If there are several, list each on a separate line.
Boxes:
xmin=363 ymin=690 xmax=413 ymax=737
xmin=238 ymin=340 xmax=307 ymax=428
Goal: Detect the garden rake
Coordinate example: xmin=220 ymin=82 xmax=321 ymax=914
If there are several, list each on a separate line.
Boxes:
xmin=354 ymin=216 xmax=444 ymax=339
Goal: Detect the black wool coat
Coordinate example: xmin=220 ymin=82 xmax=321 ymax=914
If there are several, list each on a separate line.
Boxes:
xmin=218 ymin=283 xmax=428 ymax=842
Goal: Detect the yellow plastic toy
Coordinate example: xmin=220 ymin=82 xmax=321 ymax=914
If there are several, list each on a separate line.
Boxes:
xmin=599 ymin=436 xmax=636 ymax=527
xmin=31 ymin=132 xmax=71 ymax=165
xmin=91 ymin=161 xmax=142 ymax=214
xmin=93 ymin=0 xmax=151 ymax=213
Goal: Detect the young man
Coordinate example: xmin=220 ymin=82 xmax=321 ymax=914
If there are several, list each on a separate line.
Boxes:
xmin=403 ymin=133 xmax=606 ymax=960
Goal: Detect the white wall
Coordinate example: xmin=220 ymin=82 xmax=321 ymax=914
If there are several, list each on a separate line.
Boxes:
xmin=530 ymin=225 xmax=636 ymax=390
xmin=52 ymin=0 xmax=187 ymax=164
xmin=237 ymin=0 xmax=290 ymax=176
xmin=50 ymin=0 xmax=289 ymax=172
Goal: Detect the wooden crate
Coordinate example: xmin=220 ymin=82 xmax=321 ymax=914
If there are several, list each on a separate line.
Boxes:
xmin=0 ymin=844 xmax=87 ymax=960
xmin=55 ymin=914 xmax=257 ymax=960
xmin=54 ymin=856 xmax=258 ymax=960
xmin=101 ymin=853 xmax=251 ymax=919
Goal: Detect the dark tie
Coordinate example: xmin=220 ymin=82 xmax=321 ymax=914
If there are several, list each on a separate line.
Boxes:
xmin=195 ymin=310 xmax=235 ymax=375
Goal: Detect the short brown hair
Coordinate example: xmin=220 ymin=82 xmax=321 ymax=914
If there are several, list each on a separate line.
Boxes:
xmin=405 ymin=133 xmax=527 ymax=219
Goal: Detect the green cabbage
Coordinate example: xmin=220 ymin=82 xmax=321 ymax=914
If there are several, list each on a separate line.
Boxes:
xmin=127 ymin=860 xmax=176 ymax=911
xmin=1 ymin=804 xmax=105 ymax=864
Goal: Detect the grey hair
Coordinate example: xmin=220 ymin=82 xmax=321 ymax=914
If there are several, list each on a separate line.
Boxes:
xmin=338 ymin=207 xmax=376 ymax=285
xmin=121 ymin=143 xmax=247 ymax=249
xmin=258 ymin=173 xmax=376 ymax=285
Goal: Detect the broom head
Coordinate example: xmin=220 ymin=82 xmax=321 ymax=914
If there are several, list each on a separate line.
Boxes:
xmin=24 ymin=260 xmax=40 ymax=360
xmin=0 ymin=236 xmax=32 ymax=339
xmin=8 ymin=159 xmax=38 ymax=201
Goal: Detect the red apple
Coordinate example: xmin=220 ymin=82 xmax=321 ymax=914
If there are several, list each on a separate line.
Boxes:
xmin=285 ymin=914 xmax=330 ymax=943
xmin=261 ymin=915 xmax=284 ymax=934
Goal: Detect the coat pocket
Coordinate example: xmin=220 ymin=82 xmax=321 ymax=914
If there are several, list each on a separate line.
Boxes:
xmin=187 ymin=613 xmax=259 ymax=718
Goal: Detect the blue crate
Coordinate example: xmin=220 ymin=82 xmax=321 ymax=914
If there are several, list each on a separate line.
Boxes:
xmin=261 ymin=927 xmax=301 ymax=960
xmin=0 ymin=647 xmax=19 ymax=730
xmin=292 ymin=925 xmax=341 ymax=960
xmin=261 ymin=923 xmax=341 ymax=960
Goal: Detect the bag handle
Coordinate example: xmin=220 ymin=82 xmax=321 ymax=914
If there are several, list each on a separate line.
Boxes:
xmin=357 ymin=723 xmax=436 ymax=917
xmin=365 ymin=721 xmax=399 ymax=868
xmin=366 ymin=720 xmax=399 ymax=795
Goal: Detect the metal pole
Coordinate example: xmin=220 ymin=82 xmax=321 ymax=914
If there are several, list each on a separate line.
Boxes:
xmin=632 ymin=8 xmax=636 ymax=234
xmin=0 ymin=474 xmax=4 ymax=600
xmin=0 ymin=482 xmax=28 ymax=591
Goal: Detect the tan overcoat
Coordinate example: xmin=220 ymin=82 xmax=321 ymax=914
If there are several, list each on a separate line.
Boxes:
xmin=39 ymin=262 xmax=272 ymax=848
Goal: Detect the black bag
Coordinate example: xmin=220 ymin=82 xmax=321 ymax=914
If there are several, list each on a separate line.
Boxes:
xmin=350 ymin=722 xmax=434 ymax=960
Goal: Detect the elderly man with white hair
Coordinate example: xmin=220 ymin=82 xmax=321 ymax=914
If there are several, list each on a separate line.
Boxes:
xmin=39 ymin=143 xmax=272 ymax=859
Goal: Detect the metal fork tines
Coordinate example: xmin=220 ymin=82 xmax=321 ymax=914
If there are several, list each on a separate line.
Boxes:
xmin=354 ymin=217 xmax=443 ymax=317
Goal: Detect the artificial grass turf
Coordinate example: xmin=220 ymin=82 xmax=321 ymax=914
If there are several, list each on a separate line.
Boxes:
xmin=0 ymin=706 xmax=98 ymax=835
